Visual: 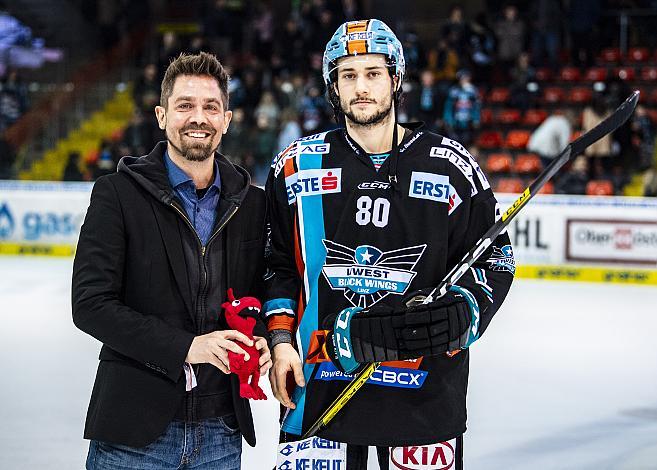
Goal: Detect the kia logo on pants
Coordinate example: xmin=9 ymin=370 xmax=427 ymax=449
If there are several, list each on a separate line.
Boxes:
xmin=390 ymin=442 xmax=455 ymax=469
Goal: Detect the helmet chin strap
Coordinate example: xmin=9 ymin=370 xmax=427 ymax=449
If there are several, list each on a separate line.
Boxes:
xmin=387 ymin=80 xmax=401 ymax=191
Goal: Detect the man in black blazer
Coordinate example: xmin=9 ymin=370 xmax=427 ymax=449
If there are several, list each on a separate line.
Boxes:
xmin=72 ymin=52 xmax=271 ymax=469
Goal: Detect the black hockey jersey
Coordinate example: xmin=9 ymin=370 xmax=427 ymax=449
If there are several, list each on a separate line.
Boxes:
xmin=264 ymin=124 xmax=515 ymax=446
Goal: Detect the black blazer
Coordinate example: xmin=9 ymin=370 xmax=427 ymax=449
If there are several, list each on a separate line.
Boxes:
xmin=72 ymin=142 xmax=267 ymax=447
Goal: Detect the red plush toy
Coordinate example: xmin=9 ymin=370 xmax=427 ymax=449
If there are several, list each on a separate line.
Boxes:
xmin=222 ymin=289 xmax=267 ymax=400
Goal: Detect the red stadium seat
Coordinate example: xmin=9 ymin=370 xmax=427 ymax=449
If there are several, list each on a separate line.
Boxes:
xmin=523 ymin=109 xmax=548 ymax=126
xmin=586 ymin=180 xmax=614 ymax=196
xmin=600 ymin=47 xmax=621 ymax=63
xmin=535 ymin=68 xmax=552 ymax=82
xmin=514 ymin=153 xmax=543 ymax=174
xmin=640 ymin=67 xmax=657 ymax=81
xmin=488 ymin=87 xmax=510 ymax=104
xmin=496 ymin=177 xmax=524 ymax=193
xmin=505 ymin=130 xmax=531 ymax=149
xmin=559 ymin=66 xmax=581 ymax=82
xmin=495 ymin=109 xmax=521 ymax=125
xmin=486 ymin=153 xmax=513 ymax=174
xmin=584 ymin=67 xmax=607 ymax=82
xmin=570 ymin=130 xmax=583 ymax=142
xmin=480 ymin=108 xmax=493 ymax=125
xmin=568 ymin=87 xmax=592 ymax=104
xmin=543 ymin=87 xmax=565 ymax=104
xmin=614 ymin=67 xmax=636 ymax=81
xmin=476 ymin=131 xmax=504 ymax=149
xmin=648 ymin=89 xmax=657 ymax=105
xmin=628 ymin=47 xmax=650 ymax=62
xmin=539 ymin=181 xmax=555 ymax=194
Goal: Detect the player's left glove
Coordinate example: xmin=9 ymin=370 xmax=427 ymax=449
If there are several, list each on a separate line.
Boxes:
xmin=324 ymin=286 xmax=480 ymax=374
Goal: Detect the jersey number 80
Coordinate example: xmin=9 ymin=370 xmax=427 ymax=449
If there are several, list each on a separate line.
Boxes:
xmin=356 ymin=196 xmax=390 ymax=228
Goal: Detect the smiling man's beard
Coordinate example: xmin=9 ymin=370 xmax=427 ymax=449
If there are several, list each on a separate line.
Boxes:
xmin=167 ymin=126 xmax=218 ymax=162
xmin=341 ymin=94 xmax=393 ymax=129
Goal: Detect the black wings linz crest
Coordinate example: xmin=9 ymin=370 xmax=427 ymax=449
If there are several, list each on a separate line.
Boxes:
xmin=321 ymin=239 xmax=427 ymax=308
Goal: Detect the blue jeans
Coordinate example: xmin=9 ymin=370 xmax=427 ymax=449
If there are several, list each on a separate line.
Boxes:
xmin=86 ymin=417 xmax=242 ymax=469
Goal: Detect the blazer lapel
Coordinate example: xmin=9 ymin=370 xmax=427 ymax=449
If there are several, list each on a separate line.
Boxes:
xmin=152 ymin=203 xmax=194 ymax=318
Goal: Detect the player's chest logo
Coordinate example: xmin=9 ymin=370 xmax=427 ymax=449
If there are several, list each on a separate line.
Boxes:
xmin=321 ymin=239 xmax=426 ymax=308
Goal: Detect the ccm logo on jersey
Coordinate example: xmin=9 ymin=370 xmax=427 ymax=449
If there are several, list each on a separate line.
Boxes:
xmin=358 ymin=181 xmax=391 ymax=190
xmin=286 ymin=168 xmax=342 ymax=204
xmin=409 ymin=172 xmax=451 ymax=203
xmin=389 ymin=440 xmax=456 ymax=470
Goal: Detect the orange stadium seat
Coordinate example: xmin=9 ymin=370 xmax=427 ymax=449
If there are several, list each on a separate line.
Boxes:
xmin=543 ymin=87 xmax=565 ymax=104
xmin=559 ymin=66 xmax=581 ymax=82
xmin=495 ymin=109 xmax=521 ymax=124
xmin=568 ymin=87 xmax=592 ymax=104
xmin=481 ymin=108 xmax=493 ymax=125
xmin=571 ymin=130 xmax=583 ymax=142
xmin=641 ymin=67 xmax=657 ymax=81
xmin=585 ymin=67 xmax=607 ymax=82
xmin=600 ymin=47 xmax=621 ymax=63
xmin=486 ymin=153 xmax=513 ymax=174
xmin=539 ymin=181 xmax=555 ymax=194
xmin=488 ymin=87 xmax=510 ymax=104
xmin=628 ymin=47 xmax=650 ymax=62
xmin=496 ymin=177 xmax=524 ymax=193
xmin=505 ymin=130 xmax=530 ymax=149
xmin=586 ymin=180 xmax=614 ymax=196
xmin=477 ymin=131 xmax=504 ymax=149
xmin=614 ymin=67 xmax=636 ymax=81
xmin=514 ymin=153 xmax=543 ymax=174
xmin=523 ymin=109 xmax=548 ymax=126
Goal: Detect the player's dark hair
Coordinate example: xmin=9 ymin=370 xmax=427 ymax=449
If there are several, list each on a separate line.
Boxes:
xmin=160 ymin=52 xmax=229 ymax=109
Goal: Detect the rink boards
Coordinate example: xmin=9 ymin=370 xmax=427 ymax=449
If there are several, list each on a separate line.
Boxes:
xmin=1 ymin=180 xmax=656 ymax=285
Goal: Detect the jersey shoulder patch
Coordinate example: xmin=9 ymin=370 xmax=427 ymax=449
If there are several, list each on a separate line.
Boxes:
xmin=427 ymin=135 xmax=491 ymax=197
xmin=272 ymin=131 xmax=333 ymax=177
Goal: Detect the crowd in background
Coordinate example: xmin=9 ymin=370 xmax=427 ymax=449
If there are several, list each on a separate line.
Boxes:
xmin=8 ymin=0 xmax=657 ymax=195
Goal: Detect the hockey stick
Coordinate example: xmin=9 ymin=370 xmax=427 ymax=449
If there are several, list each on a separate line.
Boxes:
xmin=302 ymin=91 xmax=639 ymax=439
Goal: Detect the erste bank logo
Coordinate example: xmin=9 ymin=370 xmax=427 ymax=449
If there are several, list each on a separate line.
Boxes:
xmin=285 ymin=168 xmax=341 ymax=204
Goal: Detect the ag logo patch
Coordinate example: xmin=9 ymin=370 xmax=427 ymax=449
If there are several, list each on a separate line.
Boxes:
xmin=322 ymin=240 xmax=426 ymax=308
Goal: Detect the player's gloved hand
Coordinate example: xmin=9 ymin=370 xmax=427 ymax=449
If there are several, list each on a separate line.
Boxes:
xmin=324 ymin=286 xmax=479 ymax=374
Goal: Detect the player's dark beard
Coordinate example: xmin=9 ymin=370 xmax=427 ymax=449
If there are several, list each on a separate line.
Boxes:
xmin=167 ymin=125 xmax=218 ymax=162
xmin=342 ymin=96 xmax=393 ymax=129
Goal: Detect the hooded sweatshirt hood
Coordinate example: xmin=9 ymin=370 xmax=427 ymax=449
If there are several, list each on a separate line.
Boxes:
xmin=117 ymin=141 xmax=251 ymax=207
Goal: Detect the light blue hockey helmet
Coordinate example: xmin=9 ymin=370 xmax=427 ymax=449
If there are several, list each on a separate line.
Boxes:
xmin=322 ymin=19 xmax=406 ymax=89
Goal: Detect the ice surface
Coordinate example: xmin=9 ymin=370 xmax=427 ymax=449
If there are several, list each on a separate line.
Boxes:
xmin=0 ymin=257 xmax=655 ymax=469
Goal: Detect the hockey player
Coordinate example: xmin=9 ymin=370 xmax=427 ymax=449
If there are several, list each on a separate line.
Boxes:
xmin=265 ymin=19 xmax=514 ymax=469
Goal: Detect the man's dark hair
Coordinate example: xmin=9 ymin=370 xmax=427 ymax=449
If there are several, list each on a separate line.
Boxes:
xmin=160 ymin=52 xmax=229 ymax=109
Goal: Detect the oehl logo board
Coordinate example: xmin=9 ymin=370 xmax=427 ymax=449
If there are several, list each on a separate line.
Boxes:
xmin=286 ymin=168 xmax=341 ymax=204
xmin=389 ymin=441 xmax=456 ymax=470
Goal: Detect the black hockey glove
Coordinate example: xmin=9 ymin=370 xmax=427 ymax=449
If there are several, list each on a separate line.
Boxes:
xmin=324 ymin=286 xmax=479 ymax=374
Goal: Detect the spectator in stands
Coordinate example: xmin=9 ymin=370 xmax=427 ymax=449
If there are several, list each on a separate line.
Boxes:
xmin=252 ymin=1 xmax=275 ymax=61
xmin=428 ymin=38 xmax=459 ymax=83
xmin=529 ymin=0 xmax=561 ymax=71
xmin=278 ymin=18 xmax=306 ymax=70
xmin=631 ymin=104 xmax=656 ymax=172
xmin=527 ymin=110 xmax=577 ymax=169
xmin=157 ymin=32 xmax=182 ymax=77
xmin=402 ymin=30 xmax=427 ymax=80
xmin=568 ymin=0 xmax=601 ymax=68
xmin=493 ymin=4 xmax=525 ymax=80
xmin=220 ymin=107 xmax=250 ymax=166
xmin=555 ymin=155 xmax=589 ymax=195
xmin=63 ymin=151 xmax=84 ymax=181
xmin=123 ymin=110 xmax=159 ymax=157
xmin=582 ymin=92 xmax=611 ymax=179
xmin=0 ymin=137 xmax=15 ymax=178
xmin=441 ymin=5 xmax=469 ymax=64
xmin=508 ymin=52 xmax=537 ymax=112
xmin=133 ymin=63 xmax=160 ymax=114
xmin=0 ymin=68 xmax=28 ymax=130
xmin=443 ymin=69 xmax=481 ymax=146
xmin=203 ymin=0 xmax=238 ymax=57
xmin=254 ymin=90 xmax=280 ymax=127
xmin=277 ymin=107 xmax=302 ymax=153
xmin=408 ymin=69 xmax=444 ymax=131
xmin=252 ymin=114 xmax=277 ymax=184
xmin=467 ymin=12 xmax=496 ymax=84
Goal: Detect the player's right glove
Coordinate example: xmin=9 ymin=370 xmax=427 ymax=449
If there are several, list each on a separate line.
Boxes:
xmin=324 ymin=286 xmax=480 ymax=374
